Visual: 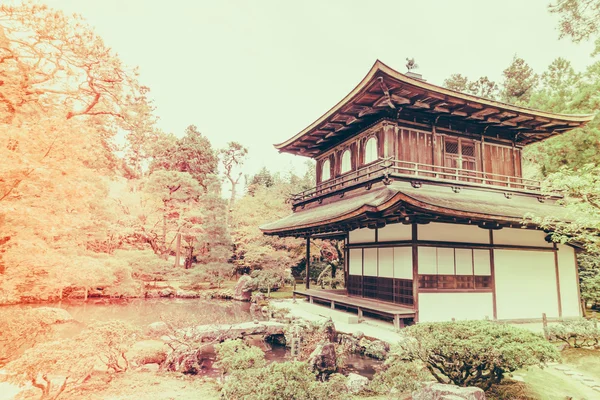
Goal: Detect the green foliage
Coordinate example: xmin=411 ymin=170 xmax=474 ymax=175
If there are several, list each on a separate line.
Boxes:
xmin=196 ymin=262 xmax=234 ymax=288
xmin=83 ymin=320 xmax=140 ymax=372
xmin=114 ymin=249 xmax=172 ymax=281
xmin=501 ymin=56 xmax=538 ymax=105
xmin=4 ymin=336 xmax=96 ymax=400
xmin=398 ymin=321 xmax=559 ymax=391
xmin=250 ymin=269 xmax=293 ymax=296
xmin=219 ymin=141 xmax=248 ymax=206
xmin=214 ymin=339 xmax=266 ymax=374
xmin=0 ymin=308 xmax=65 ymax=366
xmin=368 ymin=359 xmax=431 ymax=395
xmin=526 ymin=164 xmax=600 ymax=254
xmin=443 ymin=74 xmax=498 ymax=99
xmin=221 ymin=360 xmax=349 ymax=400
xmin=550 ymin=0 xmax=600 ymax=55
xmin=149 ymin=125 xmax=218 ymax=189
xmin=547 ymin=318 xmax=600 ymax=348
xmin=579 ymin=252 xmax=600 ymax=305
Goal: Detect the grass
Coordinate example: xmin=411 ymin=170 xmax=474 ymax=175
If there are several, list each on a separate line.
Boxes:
xmin=265 ymin=283 xmax=307 ymax=299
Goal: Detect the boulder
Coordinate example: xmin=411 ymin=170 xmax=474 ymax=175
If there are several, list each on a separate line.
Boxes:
xmin=319 ymin=318 xmax=337 ymax=342
xmin=140 ymin=363 xmax=160 ymax=372
xmin=338 ymin=333 xmax=360 ymax=353
xmin=145 ymin=288 xmax=175 ymax=298
xmin=252 ymin=292 xmax=266 ymax=304
xmin=353 ymin=331 xmax=365 ymax=340
xmin=233 ymin=275 xmax=254 ymax=301
xmin=346 ymin=373 xmax=369 ymax=394
xmin=147 ymin=321 xmax=169 ymax=336
xmin=30 ymin=307 xmax=74 ymax=324
xmin=412 ymin=383 xmax=486 ymax=400
xmin=308 ymin=342 xmax=337 ymax=375
xmin=128 ymin=340 xmax=168 ymax=366
xmin=364 ymin=340 xmax=390 ymax=360
xmin=176 ymin=289 xmax=200 ymax=298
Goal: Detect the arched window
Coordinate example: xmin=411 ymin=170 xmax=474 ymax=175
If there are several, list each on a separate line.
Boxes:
xmin=341 ymin=150 xmax=352 ymax=174
xmin=364 ymin=136 xmax=378 ymax=164
xmin=321 ymin=159 xmax=331 ymax=181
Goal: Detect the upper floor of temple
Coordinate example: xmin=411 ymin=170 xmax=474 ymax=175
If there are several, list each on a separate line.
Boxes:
xmin=275 ymin=61 xmax=593 ymax=206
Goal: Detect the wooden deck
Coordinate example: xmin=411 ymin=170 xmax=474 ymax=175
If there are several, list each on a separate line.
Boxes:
xmin=293 ymin=289 xmax=415 ymax=331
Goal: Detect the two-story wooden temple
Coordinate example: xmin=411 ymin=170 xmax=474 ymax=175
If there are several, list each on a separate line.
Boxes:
xmin=260 ymin=60 xmax=594 ymax=326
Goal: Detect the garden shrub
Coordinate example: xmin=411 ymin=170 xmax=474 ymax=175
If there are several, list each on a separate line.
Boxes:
xmin=114 ymin=249 xmax=172 ymax=281
xmin=368 ymin=358 xmax=431 ymax=395
xmin=83 ymin=320 xmax=140 ymax=372
xmin=215 ymin=339 xmax=266 ymax=374
xmin=4 ymin=336 xmax=96 ymax=400
xmin=0 ymin=308 xmax=62 ymax=366
xmin=398 ymin=320 xmax=559 ymax=390
xmin=547 ymin=318 xmax=600 ymax=348
xmin=221 ymin=360 xmax=349 ymax=400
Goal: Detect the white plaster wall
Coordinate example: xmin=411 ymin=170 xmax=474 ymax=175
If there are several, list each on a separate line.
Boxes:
xmin=349 ymin=249 xmax=362 ymax=275
xmin=473 ymin=250 xmax=491 ymax=275
xmin=437 ymin=248 xmax=454 ymax=274
xmin=557 ymin=244 xmax=581 ymax=317
xmin=455 ymin=249 xmax=473 ymax=275
xmin=418 ymin=222 xmax=489 ymax=244
xmin=419 ymin=293 xmax=494 ymax=322
xmin=418 ymin=247 xmax=437 ymax=274
xmin=493 ymin=228 xmax=552 ymax=247
xmin=363 ymin=248 xmax=378 ymax=276
xmin=378 ymin=223 xmax=412 ymax=242
xmin=349 ymin=227 xmax=376 ymax=243
xmin=394 ymin=247 xmax=413 ymax=279
xmin=378 ymin=248 xmax=394 ymax=278
xmin=494 ymin=250 xmax=559 ymax=319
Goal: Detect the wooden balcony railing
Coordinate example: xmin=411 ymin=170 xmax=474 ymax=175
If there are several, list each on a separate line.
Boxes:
xmin=291 ymin=158 xmax=542 ymax=205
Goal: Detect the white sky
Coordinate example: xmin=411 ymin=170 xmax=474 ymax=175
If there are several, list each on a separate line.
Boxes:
xmin=46 ymin=0 xmax=595 ymax=180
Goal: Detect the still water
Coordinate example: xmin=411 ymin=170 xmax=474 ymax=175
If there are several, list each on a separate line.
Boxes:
xmin=15 ymin=298 xmax=381 ymax=378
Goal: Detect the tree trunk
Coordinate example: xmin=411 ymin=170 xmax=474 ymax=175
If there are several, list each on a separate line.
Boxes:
xmin=184 ymin=246 xmax=194 ymax=269
xmin=174 ymin=233 xmax=181 ymax=268
xmin=161 ymin=214 xmax=168 ymax=260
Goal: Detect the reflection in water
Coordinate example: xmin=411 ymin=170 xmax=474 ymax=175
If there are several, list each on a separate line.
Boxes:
xmin=10 ymin=299 xmax=382 ymax=378
xmin=44 ymin=298 xmax=253 ymax=326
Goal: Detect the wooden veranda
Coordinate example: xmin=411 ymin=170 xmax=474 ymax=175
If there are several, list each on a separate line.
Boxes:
xmin=293 ymin=288 xmax=415 ymax=331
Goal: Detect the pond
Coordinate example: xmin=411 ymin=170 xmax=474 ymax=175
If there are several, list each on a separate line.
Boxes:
xmin=10 ymin=298 xmax=383 ymax=378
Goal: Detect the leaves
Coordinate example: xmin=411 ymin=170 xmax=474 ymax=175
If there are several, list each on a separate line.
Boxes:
xmin=398 ymin=321 xmax=559 ymax=390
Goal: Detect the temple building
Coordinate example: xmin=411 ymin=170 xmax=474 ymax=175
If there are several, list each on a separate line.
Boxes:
xmin=260 ymin=60 xmax=594 ymax=327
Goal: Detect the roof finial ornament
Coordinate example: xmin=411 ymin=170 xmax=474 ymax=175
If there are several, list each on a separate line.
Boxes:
xmin=406 ymin=58 xmax=419 ymax=72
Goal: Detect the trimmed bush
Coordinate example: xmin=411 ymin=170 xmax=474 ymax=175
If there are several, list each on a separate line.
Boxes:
xmin=221 ymin=361 xmax=349 ymax=400
xmin=547 ymin=318 xmax=600 ymax=348
xmin=215 ymin=339 xmax=266 ymax=374
xmin=398 ymin=320 xmax=559 ymax=391
xmin=368 ymin=359 xmax=431 ymax=395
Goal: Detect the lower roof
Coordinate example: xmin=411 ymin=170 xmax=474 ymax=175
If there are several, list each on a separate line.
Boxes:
xmin=259 ymin=181 xmax=570 ymax=236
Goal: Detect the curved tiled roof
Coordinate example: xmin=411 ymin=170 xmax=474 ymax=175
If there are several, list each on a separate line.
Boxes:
xmin=260 ymin=181 xmax=571 ymax=236
xmin=275 ymin=60 xmax=595 ymax=156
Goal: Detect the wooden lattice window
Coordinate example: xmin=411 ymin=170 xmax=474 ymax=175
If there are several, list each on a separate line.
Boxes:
xmin=417 ymin=247 xmax=492 ymax=291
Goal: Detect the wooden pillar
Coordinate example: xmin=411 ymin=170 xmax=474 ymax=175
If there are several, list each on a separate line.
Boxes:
xmin=574 ymin=249 xmax=584 ymax=317
xmin=306 ymin=237 xmax=311 ymax=290
xmin=412 ymin=223 xmax=419 ymax=322
xmin=489 ymin=230 xmax=497 ymax=320
xmin=553 ymin=242 xmax=563 ymax=318
xmin=344 ymin=235 xmax=349 ymax=289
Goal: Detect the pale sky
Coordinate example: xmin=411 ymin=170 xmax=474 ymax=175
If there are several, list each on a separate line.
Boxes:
xmin=46 ymin=0 xmax=596 ymax=181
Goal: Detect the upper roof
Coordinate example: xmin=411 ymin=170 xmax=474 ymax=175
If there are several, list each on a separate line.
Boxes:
xmin=276 ymin=60 xmax=595 ymax=157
